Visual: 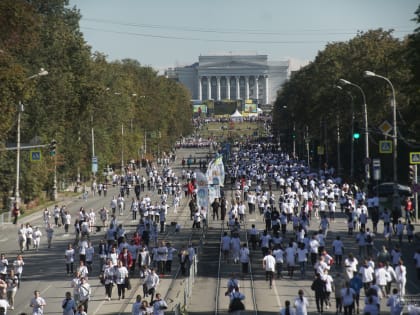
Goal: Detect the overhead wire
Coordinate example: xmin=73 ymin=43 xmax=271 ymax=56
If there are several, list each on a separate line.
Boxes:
xmin=78 ymin=17 xmax=413 ymax=44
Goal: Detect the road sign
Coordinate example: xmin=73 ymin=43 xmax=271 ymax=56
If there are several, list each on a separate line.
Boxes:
xmin=379 ymin=140 xmax=392 ymax=154
xmin=410 ymin=152 xmax=420 ymax=164
xmin=372 ymin=159 xmax=381 ymax=167
xmin=92 ymin=156 xmax=98 ymax=173
xmin=317 ymin=146 xmax=324 ymax=155
xmin=372 ymin=158 xmax=381 ymax=180
xmin=30 ymin=150 xmax=42 ymax=162
xmin=379 ymin=120 xmax=392 ymax=134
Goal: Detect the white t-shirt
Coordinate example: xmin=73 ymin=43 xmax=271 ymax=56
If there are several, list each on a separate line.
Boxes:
xmin=263 ymin=254 xmax=276 ymax=272
xmin=297 ymin=248 xmax=308 ymax=262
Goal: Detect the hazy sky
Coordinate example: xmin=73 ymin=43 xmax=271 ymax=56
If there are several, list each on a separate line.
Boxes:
xmin=69 ymin=0 xmax=418 ymax=71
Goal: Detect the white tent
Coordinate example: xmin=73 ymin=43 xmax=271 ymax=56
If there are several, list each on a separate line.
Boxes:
xmin=230 ymin=110 xmax=243 ymax=122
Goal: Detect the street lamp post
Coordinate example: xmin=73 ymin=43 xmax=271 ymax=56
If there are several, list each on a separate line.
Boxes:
xmin=364 ymin=71 xmax=398 ymax=211
xmin=15 ymin=68 xmax=48 ymax=207
xmin=339 ymin=79 xmax=370 ymax=191
xmin=335 ymin=85 xmax=355 ymax=179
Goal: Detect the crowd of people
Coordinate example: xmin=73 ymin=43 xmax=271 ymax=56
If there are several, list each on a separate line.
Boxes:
xmin=216 ymin=141 xmax=418 ymax=315
xmin=2 ymin=138 xmax=419 ymax=315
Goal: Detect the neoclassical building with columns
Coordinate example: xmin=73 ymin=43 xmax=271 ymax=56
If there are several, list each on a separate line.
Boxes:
xmin=166 ymin=54 xmax=291 ymax=106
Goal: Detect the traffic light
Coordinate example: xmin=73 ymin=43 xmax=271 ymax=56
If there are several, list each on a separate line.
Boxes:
xmin=49 ymin=139 xmax=57 ymax=156
xmin=352 ymin=122 xmax=360 ymax=140
xmin=409 ymin=165 xmax=415 ymax=184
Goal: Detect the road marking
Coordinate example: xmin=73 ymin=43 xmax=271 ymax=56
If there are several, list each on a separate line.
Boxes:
xmin=0 ymin=237 xmax=8 ymax=242
xmin=272 ymin=279 xmax=282 ymax=308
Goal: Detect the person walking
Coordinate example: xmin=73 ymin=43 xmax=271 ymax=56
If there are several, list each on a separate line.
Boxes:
xmin=62 ymin=292 xmax=76 ymax=315
xmin=30 ymin=290 xmax=46 ymax=315
xmin=239 ymin=243 xmax=250 ymax=277
xmin=395 ymin=259 xmax=407 ymax=297
xmin=263 ymin=249 xmax=276 ymax=289
xmin=131 ymin=294 xmax=142 ymax=315
xmin=6 ymin=270 xmax=18 ymax=310
xmin=103 ymin=259 xmax=115 ymax=301
xmin=311 ymin=273 xmax=326 ymax=314
xmin=294 ymin=289 xmax=309 ymax=315
xmin=280 ymin=300 xmax=296 ymax=315
xmin=144 ymin=268 xmax=160 ymax=303
xmin=151 ymin=293 xmax=168 ymax=315
xmin=77 ymin=277 xmax=91 ymax=313
xmin=228 ymin=288 xmax=245 ymax=315
xmin=115 ymin=260 xmax=129 ymax=300
xmin=340 ymin=282 xmax=355 ymax=315
xmin=65 ymin=243 xmax=75 ymax=276
xmin=387 ymin=288 xmax=404 ymax=315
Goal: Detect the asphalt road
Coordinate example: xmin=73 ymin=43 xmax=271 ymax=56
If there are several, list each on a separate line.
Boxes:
xmin=1 ymin=145 xmax=419 ymax=315
xmin=0 ymin=147 xmax=210 ymax=315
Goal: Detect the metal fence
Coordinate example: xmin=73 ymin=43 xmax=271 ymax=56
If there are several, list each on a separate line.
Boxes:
xmin=173 ymin=255 xmax=198 ymax=315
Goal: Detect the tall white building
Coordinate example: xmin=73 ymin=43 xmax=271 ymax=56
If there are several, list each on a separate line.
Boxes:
xmin=165 ymin=54 xmax=291 ymax=106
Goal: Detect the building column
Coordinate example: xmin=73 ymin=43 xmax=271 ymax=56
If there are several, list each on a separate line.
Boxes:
xmin=226 ymin=76 xmax=231 ymax=100
xmin=198 ymin=76 xmax=202 ymax=101
xmin=265 ymin=75 xmax=269 ymax=104
xmin=207 ymin=76 xmax=212 ymax=100
xmin=236 ymin=76 xmax=240 ymax=100
xmin=255 ymin=76 xmax=259 ymax=103
xmin=245 ymin=76 xmax=250 ymax=100
xmin=216 ymin=76 xmax=221 ymax=101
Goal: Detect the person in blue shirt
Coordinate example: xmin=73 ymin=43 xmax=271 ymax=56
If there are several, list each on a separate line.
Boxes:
xmin=349 ymin=273 xmax=363 ymax=314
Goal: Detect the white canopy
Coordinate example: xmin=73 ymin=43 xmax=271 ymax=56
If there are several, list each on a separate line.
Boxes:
xmin=231 ymin=110 xmax=242 ymax=118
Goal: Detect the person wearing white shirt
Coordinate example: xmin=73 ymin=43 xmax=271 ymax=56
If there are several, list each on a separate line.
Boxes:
xmin=344 ymin=254 xmax=358 ymax=280
xmin=263 ymin=250 xmax=276 ymax=289
xmin=394 ymin=259 xmax=407 ymax=297
xmin=309 ymin=235 xmax=320 ymax=266
xmin=294 ymin=290 xmax=309 ymax=315
xmin=373 ymin=263 xmax=387 ymax=296
xmin=322 ymin=270 xmax=334 ymax=309
xmin=25 ymin=224 xmax=33 ymax=251
xmin=359 ymin=260 xmax=374 ymax=293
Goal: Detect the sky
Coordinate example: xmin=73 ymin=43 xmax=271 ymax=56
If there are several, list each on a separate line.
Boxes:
xmin=69 ymin=0 xmax=419 ymax=72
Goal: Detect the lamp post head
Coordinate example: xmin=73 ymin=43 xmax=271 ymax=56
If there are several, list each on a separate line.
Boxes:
xmin=334 ymin=85 xmax=343 ymax=90
xmin=363 ymin=71 xmax=376 ymax=78
xmin=339 ymin=78 xmax=351 ymax=85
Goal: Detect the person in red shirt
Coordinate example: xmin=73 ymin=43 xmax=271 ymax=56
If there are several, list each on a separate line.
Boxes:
xmin=118 ymin=247 xmax=133 ymax=269
xmin=404 ymin=197 xmax=414 ymax=222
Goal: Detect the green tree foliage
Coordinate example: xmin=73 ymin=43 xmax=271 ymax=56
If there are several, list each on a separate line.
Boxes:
xmin=0 ymin=0 xmax=192 ymax=208
xmin=272 ymin=27 xmax=417 ymax=183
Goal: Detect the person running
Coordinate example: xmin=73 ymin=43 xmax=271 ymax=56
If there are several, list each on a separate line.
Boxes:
xmin=30 ymin=290 xmax=46 ymax=315
xmin=263 ymin=249 xmax=276 ymax=289
xmin=294 ymin=289 xmax=309 ymax=315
